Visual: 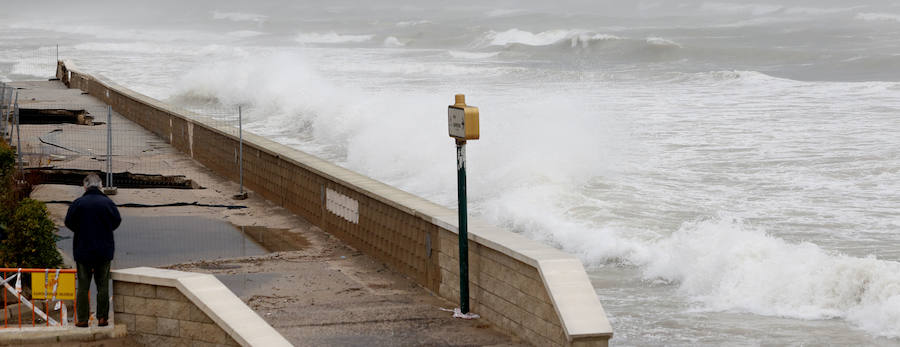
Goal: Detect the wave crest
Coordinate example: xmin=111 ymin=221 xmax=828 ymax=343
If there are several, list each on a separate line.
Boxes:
xmin=634 ymin=216 xmax=900 ymax=338
xmin=483 ymin=29 xmax=622 ymax=48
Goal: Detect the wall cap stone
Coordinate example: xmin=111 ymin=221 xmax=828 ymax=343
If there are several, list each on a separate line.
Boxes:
xmin=111 ymin=267 xmax=292 ymax=347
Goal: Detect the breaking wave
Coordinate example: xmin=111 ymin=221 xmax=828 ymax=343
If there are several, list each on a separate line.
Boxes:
xmin=636 ymin=217 xmax=900 ymax=338
xmin=447 ymin=50 xmax=500 ymax=59
xmin=383 ymin=36 xmax=405 ymax=47
xmin=483 ymin=29 xmax=622 ymax=48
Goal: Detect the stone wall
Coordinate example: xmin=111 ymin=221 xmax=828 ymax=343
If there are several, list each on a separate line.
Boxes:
xmin=111 ymin=267 xmax=291 ymax=347
xmin=114 ymin=282 xmax=238 ymax=346
xmin=61 ymin=62 xmax=613 ymax=346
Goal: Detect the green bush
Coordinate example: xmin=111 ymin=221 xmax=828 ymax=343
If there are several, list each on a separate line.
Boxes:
xmin=0 ymin=143 xmax=63 ymax=268
xmin=0 ymin=142 xmax=13 ymax=180
xmin=0 ymin=198 xmax=63 ymax=268
xmin=0 ymin=143 xmax=15 ymax=243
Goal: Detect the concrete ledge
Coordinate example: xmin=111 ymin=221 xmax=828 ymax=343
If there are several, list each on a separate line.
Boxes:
xmin=111 ymin=267 xmax=291 ymax=347
xmin=0 ymin=324 xmax=126 ymax=345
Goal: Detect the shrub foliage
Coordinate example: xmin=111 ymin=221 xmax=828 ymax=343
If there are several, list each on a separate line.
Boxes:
xmin=0 ymin=142 xmax=63 ymax=268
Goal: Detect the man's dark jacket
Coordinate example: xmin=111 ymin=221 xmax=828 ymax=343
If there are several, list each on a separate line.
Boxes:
xmin=64 ymin=187 xmax=121 ymax=263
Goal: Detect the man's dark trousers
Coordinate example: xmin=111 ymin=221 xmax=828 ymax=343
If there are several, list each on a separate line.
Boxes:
xmin=76 ymin=260 xmax=111 ymax=322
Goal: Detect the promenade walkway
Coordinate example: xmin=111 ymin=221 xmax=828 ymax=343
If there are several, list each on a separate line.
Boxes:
xmin=9 ymin=80 xmax=524 ymax=346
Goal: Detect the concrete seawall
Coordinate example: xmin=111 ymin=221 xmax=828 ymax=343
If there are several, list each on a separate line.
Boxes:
xmin=57 ymin=61 xmax=613 ymax=346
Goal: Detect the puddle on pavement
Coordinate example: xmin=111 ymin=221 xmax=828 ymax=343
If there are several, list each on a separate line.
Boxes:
xmin=58 ymin=215 xmax=271 ymax=269
xmin=57 ymin=215 xmax=309 ymax=296
xmin=236 ymin=225 xmax=310 ymax=252
xmin=57 ymin=216 xmax=310 ymax=269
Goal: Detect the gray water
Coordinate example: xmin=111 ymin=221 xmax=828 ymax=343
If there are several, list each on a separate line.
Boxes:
xmin=8 ymin=1 xmax=900 ymax=344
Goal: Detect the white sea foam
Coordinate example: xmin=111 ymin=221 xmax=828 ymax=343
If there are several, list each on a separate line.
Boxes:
xmin=645 ymin=37 xmax=682 ymax=48
xmin=495 ymin=195 xmax=900 ymax=338
xmin=295 ymin=32 xmax=374 ymax=44
xmin=447 ymin=50 xmax=500 ymax=59
xmin=632 ymin=217 xmax=900 ymax=338
xmin=319 ymin=59 xmax=508 ymax=77
xmin=484 ymin=29 xmax=621 ymax=48
xmin=396 ymin=20 xmax=431 ymax=27
xmin=227 ymin=30 xmax=265 ymax=38
xmin=383 ymin=36 xmax=405 ymax=47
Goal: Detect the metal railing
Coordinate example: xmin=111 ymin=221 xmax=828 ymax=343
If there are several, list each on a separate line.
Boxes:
xmin=0 ymin=268 xmax=78 ymax=329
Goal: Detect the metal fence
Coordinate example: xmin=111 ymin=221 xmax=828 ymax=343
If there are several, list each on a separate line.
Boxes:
xmin=179 ymin=104 xmax=247 ymax=196
xmin=11 ymin=97 xmax=265 ymax=267
xmin=0 ymin=83 xmax=17 ymax=153
xmin=0 ymin=268 xmax=81 ymax=328
xmin=4 ymin=48 xmax=270 ymax=306
xmin=11 ymin=101 xmax=245 ymax=190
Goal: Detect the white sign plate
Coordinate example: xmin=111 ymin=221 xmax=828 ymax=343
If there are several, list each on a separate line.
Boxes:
xmin=326 ymin=188 xmax=359 ymax=224
xmin=448 ymin=106 xmax=465 ymax=138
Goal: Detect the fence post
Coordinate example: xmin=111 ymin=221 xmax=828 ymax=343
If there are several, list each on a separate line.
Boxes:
xmin=234 ymin=105 xmax=247 ymax=200
xmin=104 ymin=105 xmax=116 ymax=195
xmin=239 ymin=106 xmax=244 ymax=194
xmin=6 ymin=87 xmax=12 ymax=146
xmin=1 ymin=84 xmax=10 ymax=145
xmin=14 ymin=92 xmax=22 ymax=175
xmin=0 ymin=83 xmax=6 ymax=142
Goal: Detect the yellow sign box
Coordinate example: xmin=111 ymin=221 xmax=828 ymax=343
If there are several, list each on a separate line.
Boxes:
xmin=31 ymin=272 xmax=76 ymax=300
xmin=448 ymin=94 xmax=479 ymax=140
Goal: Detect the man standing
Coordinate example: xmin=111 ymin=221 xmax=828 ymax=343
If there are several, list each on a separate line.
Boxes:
xmin=64 ymin=173 xmax=120 ymax=327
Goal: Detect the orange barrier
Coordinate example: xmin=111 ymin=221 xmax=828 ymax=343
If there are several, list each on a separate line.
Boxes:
xmin=0 ymin=268 xmax=78 ymax=328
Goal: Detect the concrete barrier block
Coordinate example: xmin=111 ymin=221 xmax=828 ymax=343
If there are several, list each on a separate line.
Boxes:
xmin=156 ymin=286 xmax=186 ymax=302
xmin=116 ymin=312 xmax=136 ymax=332
xmin=188 ymin=305 xmax=214 ymax=323
xmin=135 ymin=314 xmax=157 ymax=334
xmin=123 ymin=295 xmax=147 ymax=314
xmin=522 ymin=311 xmax=553 ymax=340
xmin=113 ymin=294 xmax=124 ymax=310
xmin=134 ymin=283 xmax=157 ymax=298
xmin=200 ymin=324 xmax=232 ymax=344
xmin=178 ymin=320 xmax=204 ymax=340
xmin=113 ymin=282 xmax=135 ymax=296
xmin=157 ymin=317 xmax=179 ymax=337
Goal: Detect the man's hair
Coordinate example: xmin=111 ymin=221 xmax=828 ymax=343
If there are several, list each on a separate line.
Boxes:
xmin=83 ymin=173 xmax=103 ymax=189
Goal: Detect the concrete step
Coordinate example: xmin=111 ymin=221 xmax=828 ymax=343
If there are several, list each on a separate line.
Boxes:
xmin=0 ymin=323 xmax=129 ymax=346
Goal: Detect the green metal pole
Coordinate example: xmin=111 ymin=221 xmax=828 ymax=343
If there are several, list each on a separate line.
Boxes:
xmin=456 ymin=140 xmax=470 ymax=313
